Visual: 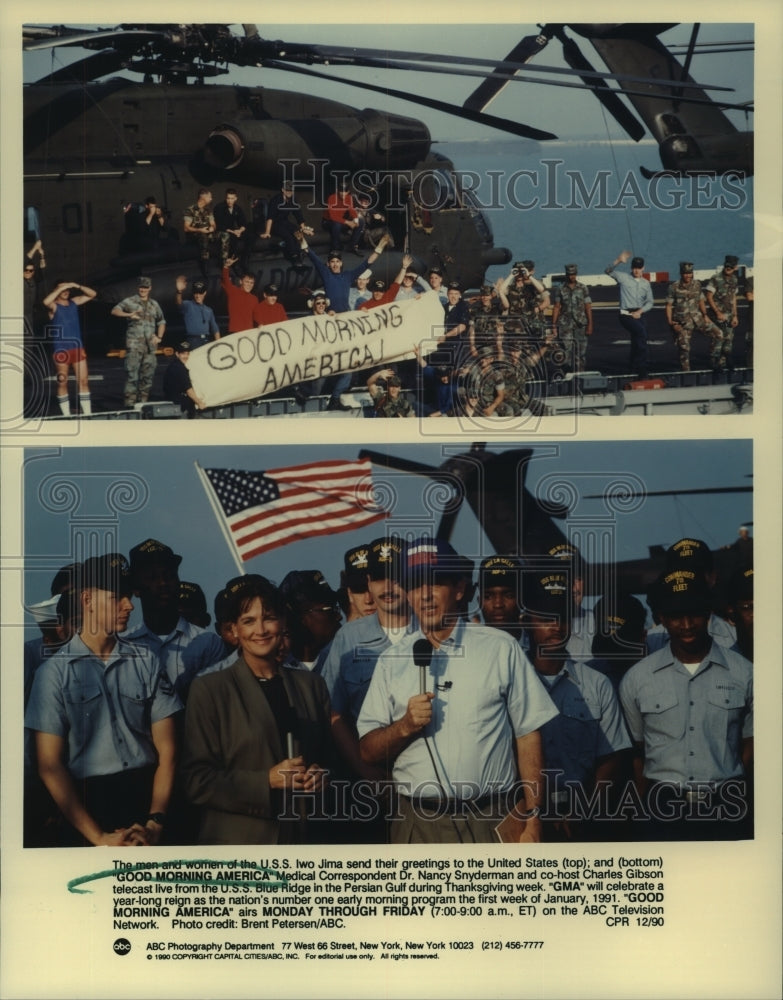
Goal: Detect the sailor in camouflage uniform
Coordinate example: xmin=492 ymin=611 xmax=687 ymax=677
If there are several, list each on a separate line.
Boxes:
xmin=665 ymin=262 xmax=724 ymax=371
xmin=111 ymin=277 xmax=166 ymax=407
xmin=472 ymin=348 xmax=513 ymax=416
xmin=499 ymin=260 xmax=550 ymax=342
xmin=551 ymin=264 xmax=593 ymax=372
xmin=366 ymin=370 xmax=415 ymax=417
xmin=705 ymin=254 xmax=740 ymax=370
xmin=183 ymin=189 xmax=229 ymax=274
xmin=500 ymin=331 xmax=552 ymax=418
xmin=468 ymin=283 xmax=504 ymax=355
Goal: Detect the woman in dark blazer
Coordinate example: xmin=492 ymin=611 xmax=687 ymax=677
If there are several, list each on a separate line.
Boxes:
xmin=182 ymin=576 xmax=331 ymax=844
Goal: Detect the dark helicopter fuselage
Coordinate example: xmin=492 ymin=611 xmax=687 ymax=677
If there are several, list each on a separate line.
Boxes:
xmin=24 ymin=77 xmax=510 ymax=327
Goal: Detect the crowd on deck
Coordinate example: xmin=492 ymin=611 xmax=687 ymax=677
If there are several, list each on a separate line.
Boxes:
xmin=23 ymin=181 xmax=754 ymax=417
xmin=24 ymin=526 xmax=753 ymax=847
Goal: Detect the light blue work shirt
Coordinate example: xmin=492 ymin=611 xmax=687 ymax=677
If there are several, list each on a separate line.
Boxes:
xmin=357 ymin=620 xmax=557 ymax=800
xmin=175 ymin=631 xmax=235 ymax=698
xmin=536 ymin=659 xmax=630 ymax=791
xmin=566 ymin=605 xmax=596 ymax=662
xmin=25 ymin=633 xmax=181 ymax=780
xmin=606 ymin=267 xmax=654 ymax=313
xmin=318 ymin=613 xmax=393 ymax=723
xmin=179 ymin=298 xmax=219 ymax=338
xmin=123 ymin=616 xmax=205 ymax=683
xmin=619 ymin=642 xmax=752 ymax=786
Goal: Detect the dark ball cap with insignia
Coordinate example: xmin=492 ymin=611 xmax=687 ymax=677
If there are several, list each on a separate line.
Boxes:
xmin=522 ymin=570 xmax=571 ymax=615
xmin=367 ymin=536 xmax=407 ymax=579
xmin=480 ymin=555 xmax=522 ymax=592
xmin=343 ymin=544 xmax=370 ymax=592
xmin=280 ymin=570 xmax=338 ymax=611
xmin=129 ymin=538 xmax=183 ymax=576
xmin=648 ymin=570 xmax=712 ymax=616
xmin=664 ymin=537 xmax=713 ymax=575
xmin=79 ymin=553 xmax=133 ymax=597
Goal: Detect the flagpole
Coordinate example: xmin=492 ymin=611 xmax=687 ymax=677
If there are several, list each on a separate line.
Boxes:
xmin=194 ymin=461 xmax=245 ymax=576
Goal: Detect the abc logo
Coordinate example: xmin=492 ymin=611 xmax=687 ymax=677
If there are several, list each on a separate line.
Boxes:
xmin=113 ymin=938 xmax=132 ymax=956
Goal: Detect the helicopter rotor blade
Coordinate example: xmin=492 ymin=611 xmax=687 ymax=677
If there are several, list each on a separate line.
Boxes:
xmin=461 ymin=33 xmax=550 ymax=112
xmin=29 ymin=48 xmax=130 ymax=85
xmin=25 ymin=25 xmax=738 ymax=95
xmin=358 ymin=449 xmax=455 ymax=483
xmin=261 ymin=59 xmax=557 ymax=142
xmin=23 ymin=27 xmax=168 ymax=51
xmin=254 ymin=39 xmax=735 ymax=93
xmin=583 ymin=486 xmax=752 ymax=499
xmin=550 ymin=26 xmax=646 ymax=142
xmin=346 ymin=58 xmax=748 ymax=110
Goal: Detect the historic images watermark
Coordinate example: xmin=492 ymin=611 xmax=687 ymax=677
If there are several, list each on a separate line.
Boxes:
xmin=279 ymin=158 xmax=749 ymax=213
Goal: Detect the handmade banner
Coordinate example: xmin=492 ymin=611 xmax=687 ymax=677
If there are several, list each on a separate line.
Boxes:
xmin=187 ymin=290 xmax=445 ymax=407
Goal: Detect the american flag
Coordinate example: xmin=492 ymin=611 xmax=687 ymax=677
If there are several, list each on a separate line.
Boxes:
xmin=200 ymin=459 xmax=387 ymax=562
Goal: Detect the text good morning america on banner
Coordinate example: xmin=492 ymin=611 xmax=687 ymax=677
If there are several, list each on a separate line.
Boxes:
xmin=196 ymin=459 xmax=388 ymax=566
xmin=186 ymin=292 xmax=445 ymax=408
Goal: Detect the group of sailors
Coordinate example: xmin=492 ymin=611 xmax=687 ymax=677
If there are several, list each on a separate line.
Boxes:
xmin=24 ymin=528 xmax=753 ymax=846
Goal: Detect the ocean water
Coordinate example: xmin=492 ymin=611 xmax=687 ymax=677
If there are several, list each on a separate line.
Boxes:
xmin=437 ymin=139 xmax=754 ymax=282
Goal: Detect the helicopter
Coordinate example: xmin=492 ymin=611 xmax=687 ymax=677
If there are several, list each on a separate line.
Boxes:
xmin=22 ymin=22 xmax=752 ymax=331
xmin=358 ymin=443 xmax=753 ymax=605
xmin=462 ymin=22 xmax=754 ymax=178
xmin=22 ymin=22 xmax=520 ymax=325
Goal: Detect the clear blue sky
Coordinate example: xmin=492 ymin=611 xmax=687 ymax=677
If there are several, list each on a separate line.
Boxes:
xmin=23 ymin=439 xmax=752 ymax=632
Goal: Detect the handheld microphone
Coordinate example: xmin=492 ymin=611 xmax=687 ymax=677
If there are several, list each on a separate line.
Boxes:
xmin=285 ymin=705 xmax=300 ymax=760
xmin=413 ymin=638 xmax=434 ymax=696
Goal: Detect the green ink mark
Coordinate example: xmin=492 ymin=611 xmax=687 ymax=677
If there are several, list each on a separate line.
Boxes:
xmin=67 ymin=860 xmax=288 ymax=894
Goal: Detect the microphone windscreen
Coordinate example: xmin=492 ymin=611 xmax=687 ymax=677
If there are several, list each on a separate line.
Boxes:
xmin=413 ymin=638 xmax=434 ymax=668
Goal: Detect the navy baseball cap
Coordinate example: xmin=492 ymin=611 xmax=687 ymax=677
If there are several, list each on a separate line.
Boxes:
xmin=343 ymin=544 xmax=371 ymax=591
xmin=280 ymin=570 xmax=338 ymax=610
xmin=405 ymin=537 xmax=470 ymax=587
xmin=129 ymin=538 xmax=182 ymax=574
xmin=480 ymin=555 xmax=522 ymax=590
xmin=664 ymin=538 xmax=713 ymax=575
xmin=648 ymin=570 xmax=712 ymax=616
xmin=79 ymin=553 xmax=133 ymax=597
xmin=367 ymin=536 xmax=407 ymax=579
xmin=522 ymin=570 xmax=571 ymax=615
